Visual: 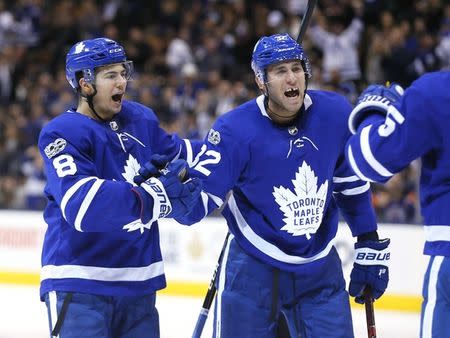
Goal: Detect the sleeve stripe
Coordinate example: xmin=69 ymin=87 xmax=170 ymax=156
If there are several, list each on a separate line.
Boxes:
xmin=333 ymin=175 xmax=360 ymax=183
xmin=361 ymin=125 xmax=393 ymax=177
xmin=347 ymin=145 xmax=374 ymax=182
xmin=334 ymin=182 xmax=370 ymax=195
xmin=200 ymin=191 xmax=224 ymax=218
xmin=61 ymin=177 xmax=97 ymax=221
xmin=207 ymin=192 xmax=223 ymax=208
xmin=74 ymin=179 xmax=104 ymax=232
xmin=200 ymin=191 xmax=209 ymax=218
xmin=183 ymin=139 xmax=193 ymax=166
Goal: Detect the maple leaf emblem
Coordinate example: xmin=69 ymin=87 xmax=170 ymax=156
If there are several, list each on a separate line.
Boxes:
xmin=273 ymin=162 xmax=328 ymax=239
xmin=122 ymin=154 xmax=141 ymax=186
xmin=121 ymin=154 xmax=153 ymax=234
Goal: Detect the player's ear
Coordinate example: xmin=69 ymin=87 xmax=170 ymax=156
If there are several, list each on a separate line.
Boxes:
xmin=80 ymin=78 xmax=94 ymax=95
xmin=255 ymin=76 xmax=266 ymax=94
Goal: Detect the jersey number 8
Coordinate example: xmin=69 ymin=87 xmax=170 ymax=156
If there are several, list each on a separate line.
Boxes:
xmin=53 ymin=154 xmax=77 ymax=177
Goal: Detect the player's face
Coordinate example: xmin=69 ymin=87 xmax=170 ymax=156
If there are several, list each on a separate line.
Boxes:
xmin=265 ymin=60 xmax=306 ymax=121
xmin=93 ymin=63 xmax=128 ymax=118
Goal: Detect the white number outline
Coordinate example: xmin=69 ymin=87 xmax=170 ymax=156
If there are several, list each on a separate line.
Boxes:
xmin=377 ymin=105 xmax=405 ymax=137
xmin=193 ymin=146 xmax=221 ymax=176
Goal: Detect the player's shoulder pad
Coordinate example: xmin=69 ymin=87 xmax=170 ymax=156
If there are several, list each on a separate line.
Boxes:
xmin=120 ymin=100 xmax=159 ymax=123
xmin=206 ymin=99 xmax=256 ymax=146
xmin=307 ymin=89 xmax=352 ymax=120
xmin=40 ymin=110 xmax=91 ymax=137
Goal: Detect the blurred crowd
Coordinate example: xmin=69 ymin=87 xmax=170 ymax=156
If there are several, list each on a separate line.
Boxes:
xmin=1 ymin=0 xmax=449 ymax=223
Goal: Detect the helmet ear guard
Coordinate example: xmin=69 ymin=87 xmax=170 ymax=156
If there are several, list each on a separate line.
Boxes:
xmin=251 ymin=33 xmax=311 ymax=84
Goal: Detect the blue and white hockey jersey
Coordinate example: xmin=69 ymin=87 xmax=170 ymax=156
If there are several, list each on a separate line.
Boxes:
xmin=38 ymin=100 xmax=198 ymax=300
xmin=179 ymin=91 xmax=377 ymax=272
xmin=346 ymin=71 xmax=450 ymax=257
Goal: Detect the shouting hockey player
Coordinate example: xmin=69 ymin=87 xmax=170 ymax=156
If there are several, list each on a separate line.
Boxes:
xmin=37 ymin=37 xmax=202 ymax=337
xmin=346 ymin=74 xmax=450 ymax=338
xmin=139 ymin=33 xmax=390 ymax=337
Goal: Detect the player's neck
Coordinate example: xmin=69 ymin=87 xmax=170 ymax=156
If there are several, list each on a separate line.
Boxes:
xmin=77 ymin=100 xmax=112 ymax=122
xmin=266 ymin=100 xmax=299 ymax=126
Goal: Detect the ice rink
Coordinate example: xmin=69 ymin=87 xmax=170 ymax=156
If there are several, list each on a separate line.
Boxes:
xmin=0 ymin=285 xmax=420 ymax=338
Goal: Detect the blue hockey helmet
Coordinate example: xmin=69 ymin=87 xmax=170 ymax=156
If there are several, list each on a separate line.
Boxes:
xmin=65 ymin=37 xmax=133 ymax=90
xmin=251 ymin=33 xmax=311 ymax=83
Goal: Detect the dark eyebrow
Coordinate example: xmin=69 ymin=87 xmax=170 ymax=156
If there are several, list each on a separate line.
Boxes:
xmin=98 ymin=65 xmax=125 ymax=75
xmin=272 ymin=61 xmax=302 ymax=71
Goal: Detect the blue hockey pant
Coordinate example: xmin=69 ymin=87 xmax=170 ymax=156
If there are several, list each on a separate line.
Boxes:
xmin=421 ymin=255 xmax=450 ymax=338
xmin=213 ymin=237 xmax=353 ymax=337
xmin=44 ymin=291 xmax=159 ymax=338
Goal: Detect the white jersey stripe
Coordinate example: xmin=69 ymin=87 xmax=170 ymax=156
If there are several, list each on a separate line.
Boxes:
xmin=41 ymin=260 xmax=164 ymax=282
xmin=49 ymin=291 xmax=59 ymax=337
xmin=183 ymin=139 xmax=194 ymax=166
xmin=228 ymin=193 xmax=335 ymax=264
xmin=61 ymin=177 xmax=96 ymax=221
xmin=424 ymin=226 xmax=450 ymax=242
xmin=215 ymin=234 xmax=232 ymax=338
xmin=346 ymin=145 xmax=373 ymax=182
xmin=421 ymin=256 xmax=444 ymax=338
xmin=333 ymin=175 xmax=360 ymax=183
xmin=74 ymin=179 xmax=104 ymax=232
xmin=335 ymin=182 xmax=370 ymax=196
xmin=360 ymin=125 xmax=394 ymax=177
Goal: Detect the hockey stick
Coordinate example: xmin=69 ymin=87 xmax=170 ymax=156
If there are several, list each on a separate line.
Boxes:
xmin=297 ymin=0 xmax=318 ymax=43
xmin=364 ymin=286 xmax=377 ymax=338
xmin=192 ymin=232 xmax=230 ymax=338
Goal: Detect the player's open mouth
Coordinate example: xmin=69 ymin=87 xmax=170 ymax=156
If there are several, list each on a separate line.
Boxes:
xmin=112 ymin=94 xmax=123 ymax=103
xmin=284 ymin=88 xmax=299 ymax=97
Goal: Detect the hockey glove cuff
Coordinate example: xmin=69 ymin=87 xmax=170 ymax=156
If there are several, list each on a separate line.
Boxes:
xmin=348 ymin=83 xmax=404 ymax=134
xmin=133 ymin=177 xmax=172 ymax=225
xmin=133 ymin=159 xmax=201 ymax=224
xmin=349 ymin=238 xmax=390 ymax=304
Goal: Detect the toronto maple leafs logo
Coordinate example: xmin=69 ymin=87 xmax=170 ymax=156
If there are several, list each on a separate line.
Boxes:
xmin=121 ymin=154 xmax=153 ymax=234
xmin=121 ymin=154 xmax=141 ymax=185
xmin=74 ymin=42 xmax=86 ymax=54
xmin=273 ymin=162 xmax=328 ymax=239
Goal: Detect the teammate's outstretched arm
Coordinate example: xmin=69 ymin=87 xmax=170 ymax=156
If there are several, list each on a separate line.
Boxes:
xmin=132 ymin=159 xmax=202 ymax=225
xmin=333 ymin=155 xmax=390 ymax=304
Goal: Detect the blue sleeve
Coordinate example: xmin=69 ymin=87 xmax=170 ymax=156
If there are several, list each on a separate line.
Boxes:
xmin=38 ymin=126 xmax=143 ymax=232
xmin=176 ymin=119 xmax=247 ymax=224
xmin=333 ymin=150 xmax=378 ymax=236
xmin=346 ymin=79 xmax=437 ymax=183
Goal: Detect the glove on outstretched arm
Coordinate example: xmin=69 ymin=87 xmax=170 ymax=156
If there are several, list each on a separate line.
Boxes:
xmin=133 ymin=159 xmax=202 ymax=224
xmin=134 ymin=154 xmax=171 ymax=185
xmin=348 ymin=82 xmax=404 ymax=134
xmin=349 ymin=233 xmax=390 ymax=304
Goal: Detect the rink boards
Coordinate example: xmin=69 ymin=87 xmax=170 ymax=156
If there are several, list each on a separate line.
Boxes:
xmin=0 ymin=210 xmax=426 ymax=312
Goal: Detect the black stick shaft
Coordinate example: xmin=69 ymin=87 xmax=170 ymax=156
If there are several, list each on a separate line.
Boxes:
xmin=297 ymin=0 xmax=318 ymax=43
xmin=364 ymin=286 xmax=377 ymax=338
xmin=192 ymin=233 xmax=230 ymax=338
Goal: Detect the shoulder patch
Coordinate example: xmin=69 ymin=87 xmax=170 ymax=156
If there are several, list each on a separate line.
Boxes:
xmin=207 ymin=129 xmax=221 ymax=145
xmin=44 ymin=138 xmax=67 ymax=159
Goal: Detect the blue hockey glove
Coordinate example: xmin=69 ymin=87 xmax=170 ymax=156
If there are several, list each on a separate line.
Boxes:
xmin=348 ymin=83 xmax=404 ymax=134
xmin=349 ymin=238 xmax=390 ymax=304
xmin=133 ymin=159 xmax=202 ymax=224
xmin=134 ymin=154 xmax=171 ymax=185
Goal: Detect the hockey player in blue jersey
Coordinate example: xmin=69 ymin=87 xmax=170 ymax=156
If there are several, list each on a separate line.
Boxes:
xmin=346 ymin=74 xmax=450 ymax=338
xmin=37 ymin=37 xmax=202 ymax=338
xmin=138 ymin=33 xmax=391 ymax=337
